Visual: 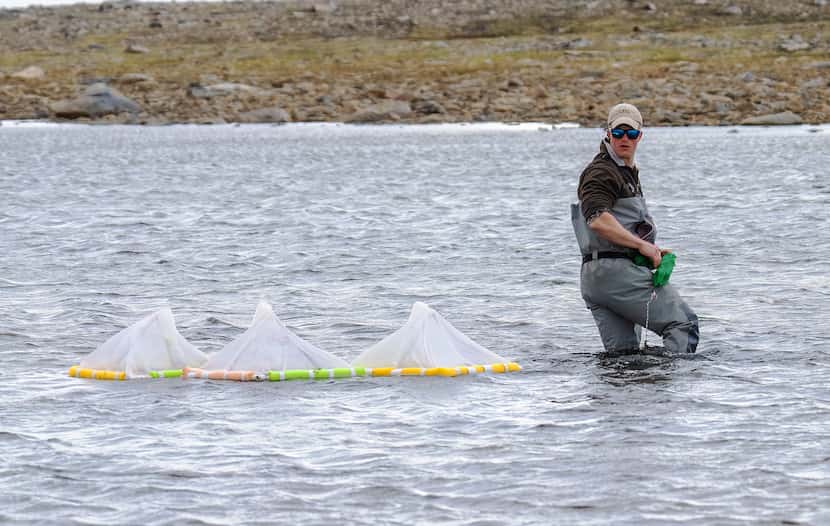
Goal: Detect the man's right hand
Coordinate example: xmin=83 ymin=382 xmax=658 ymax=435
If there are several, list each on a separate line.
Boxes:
xmin=638 ymin=241 xmax=662 ymax=268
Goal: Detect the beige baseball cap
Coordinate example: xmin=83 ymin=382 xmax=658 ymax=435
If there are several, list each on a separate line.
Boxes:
xmin=607 ymin=103 xmax=643 ymax=130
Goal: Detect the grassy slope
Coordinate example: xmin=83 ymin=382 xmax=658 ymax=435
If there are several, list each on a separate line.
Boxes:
xmin=0 ymin=2 xmax=828 ymax=122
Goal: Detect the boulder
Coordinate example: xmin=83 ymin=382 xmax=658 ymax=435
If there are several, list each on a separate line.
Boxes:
xmin=118 ymin=73 xmax=154 ymax=84
xmin=188 ymin=82 xmax=270 ymax=98
xmin=294 ymin=106 xmax=338 ymax=122
xmin=671 ymin=61 xmax=699 ymax=73
xmin=236 ymin=106 xmax=291 ymax=123
xmin=701 ymin=93 xmax=735 ymax=113
xmin=198 ymin=117 xmax=228 ymax=125
xmin=311 ymin=3 xmax=337 ymax=15
xmin=653 ymin=109 xmax=686 ymax=125
xmin=125 ymin=43 xmax=149 ymax=54
xmin=11 ymin=66 xmax=45 ymax=80
xmin=417 ymin=114 xmax=448 ymax=124
xmin=490 ymin=95 xmax=535 ymax=113
xmin=779 ymin=35 xmax=811 ymax=52
xmin=346 ymin=100 xmax=412 ymax=123
xmin=740 ymin=111 xmax=802 ymax=125
xmin=413 ymin=99 xmax=446 ymax=115
xmin=448 ymin=78 xmax=485 ymax=93
xmin=800 ymin=78 xmax=827 ymax=90
xmin=564 ymin=38 xmax=592 ymax=49
xmin=50 ymin=83 xmax=141 ymax=119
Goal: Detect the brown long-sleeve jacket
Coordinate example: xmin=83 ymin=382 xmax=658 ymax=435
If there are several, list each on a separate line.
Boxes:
xmin=577 ymin=141 xmax=643 ymax=223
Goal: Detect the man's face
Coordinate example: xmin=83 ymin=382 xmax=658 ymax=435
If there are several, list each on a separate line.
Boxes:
xmin=607 ymin=125 xmax=642 ymax=161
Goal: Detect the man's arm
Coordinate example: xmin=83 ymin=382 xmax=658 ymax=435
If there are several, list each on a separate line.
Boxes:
xmin=589 ymin=212 xmax=662 ymax=267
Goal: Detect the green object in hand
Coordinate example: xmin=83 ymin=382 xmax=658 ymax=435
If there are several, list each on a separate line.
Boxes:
xmin=652 ymin=252 xmax=676 ymax=287
xmin=633 ymin=254 xmax=652 ymax=269
xmin=633 ymin=252 xmax=677 ymax=287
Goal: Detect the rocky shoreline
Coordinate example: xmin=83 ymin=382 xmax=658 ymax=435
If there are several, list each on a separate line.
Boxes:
xmin=1 ymin=0 xmax=829 ymax=126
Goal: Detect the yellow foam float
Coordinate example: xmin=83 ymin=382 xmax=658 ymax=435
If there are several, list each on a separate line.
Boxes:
xmin=68 ymin=366 xmax=126 ymax=381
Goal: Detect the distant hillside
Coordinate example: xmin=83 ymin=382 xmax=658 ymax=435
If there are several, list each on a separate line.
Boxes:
xmin=1 ymin=0 xmax=828 ymax=124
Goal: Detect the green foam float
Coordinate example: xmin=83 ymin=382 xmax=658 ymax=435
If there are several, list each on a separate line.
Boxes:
xmin=268 ymin=368 xmax=368 ymax=381
xmin=149 ymin=369 xmax=184 ymax=378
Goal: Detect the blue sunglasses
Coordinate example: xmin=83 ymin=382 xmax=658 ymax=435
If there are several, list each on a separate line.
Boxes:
xmin=610 ymin=128 xmax=641 ymax=140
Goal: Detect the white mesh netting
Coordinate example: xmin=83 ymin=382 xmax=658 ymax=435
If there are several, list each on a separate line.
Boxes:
xmin=80 ymin=307 xmax=207 ymax=377
xmin=352 ymin=302 xmax=507 ymax=368
xmin=202 ymin=301 xmax=349 ymax=371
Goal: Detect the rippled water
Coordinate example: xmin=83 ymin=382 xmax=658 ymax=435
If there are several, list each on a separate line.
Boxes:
xmin=1 ymin=122 xmax=828 ymax=525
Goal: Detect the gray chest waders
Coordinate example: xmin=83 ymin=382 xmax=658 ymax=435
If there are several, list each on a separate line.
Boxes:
xmin=571 ymin=199 xmax=699 ymax=353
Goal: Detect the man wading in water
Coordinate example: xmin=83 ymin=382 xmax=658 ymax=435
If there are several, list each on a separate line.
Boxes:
xmin=571 ymin=103 xmax=699 ymax=354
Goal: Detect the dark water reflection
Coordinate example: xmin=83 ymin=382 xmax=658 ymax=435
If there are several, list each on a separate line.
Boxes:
xmin=0 ymin=122 xmax=828 ymax=525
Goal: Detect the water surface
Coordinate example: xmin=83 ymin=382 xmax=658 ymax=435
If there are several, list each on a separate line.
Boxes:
xmin=1 ymin=122 xmax=828 ymax=525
